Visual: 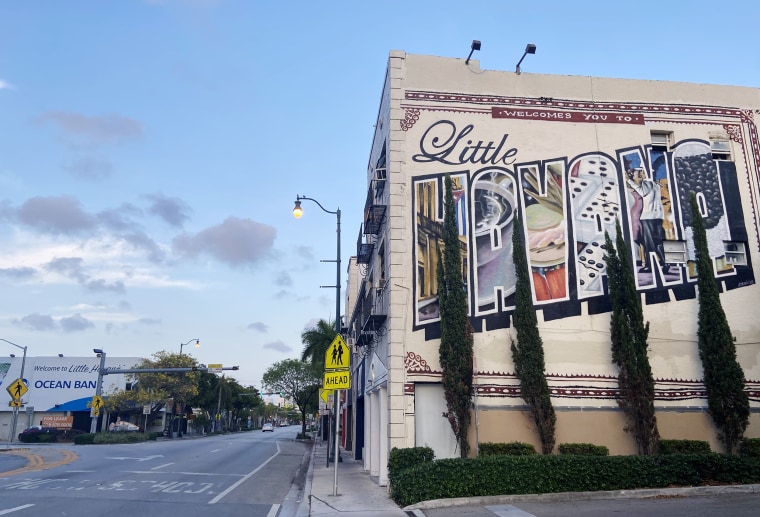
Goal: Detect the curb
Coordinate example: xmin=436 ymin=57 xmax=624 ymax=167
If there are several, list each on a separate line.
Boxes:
xmin=403 ymin=483 xmax=760 ymax=511
xmin=296 ymin=439 xmax=317 ymax=516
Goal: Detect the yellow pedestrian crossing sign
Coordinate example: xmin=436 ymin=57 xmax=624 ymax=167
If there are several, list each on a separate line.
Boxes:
xmin=90 ymin=395 xmax=104 ymax=416
xmin=324 ymin=334 xmax=349 ymax=371
xmin=323 ymin=370 xmax=350 ymax=390
xmin=319 ymin=388 xmax=332 ymax=404
xmin=6 ymin=378 xmax=27 ymax=400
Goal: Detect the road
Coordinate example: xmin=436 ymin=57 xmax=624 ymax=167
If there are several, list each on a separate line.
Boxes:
xmin=0 ymin=426 xmax=311 ymax=517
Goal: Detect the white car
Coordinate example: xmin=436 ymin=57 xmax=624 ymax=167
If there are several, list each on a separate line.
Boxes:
xmin=262 ymin=423 xmax=274 ymax=432
xmin=110 ymin=421 xmax=141 ymax=432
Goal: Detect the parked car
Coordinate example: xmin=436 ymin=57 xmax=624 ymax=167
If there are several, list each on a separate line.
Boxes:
xmin=262 ymin=422 xmax=274 ymax=432
xmin=18 ymin=426 xmax=60 ymax=443
xmin=18 ymin=426 xmax=84 ymax=443
xmin=109 ymin=421 xmax=141 ymax=432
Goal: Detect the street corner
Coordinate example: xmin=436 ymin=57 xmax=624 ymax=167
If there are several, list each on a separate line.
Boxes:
xmin=0 ymin=448 xmax=77 ymax=477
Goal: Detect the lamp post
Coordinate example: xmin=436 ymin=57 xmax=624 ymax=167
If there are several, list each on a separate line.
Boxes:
xmin=179 ymin=338 xmax=199 ymax=357
xmin=90 ymin=348 xmax=106 ymax=434
xmin=1 ymin=338 xmax=27 ymax=447
xmin=293 ymin=194 xmax=342 ymax=496
xmin=176 ymin=339 xmax=199 ymax=437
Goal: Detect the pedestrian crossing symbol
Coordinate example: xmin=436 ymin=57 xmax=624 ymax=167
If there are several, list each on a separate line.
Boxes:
xmin=6 ymin=378 xmax=27 ymax=400
xmin=324 ymin=334 xmax=349 ymax=371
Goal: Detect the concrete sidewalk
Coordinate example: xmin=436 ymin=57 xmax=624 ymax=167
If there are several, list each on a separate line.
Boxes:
xmin=298 ymin=438 xmax=407 ymax=517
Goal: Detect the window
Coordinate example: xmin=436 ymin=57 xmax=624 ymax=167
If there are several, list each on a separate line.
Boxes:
xmin=650 ymin=131 xmax=673 ymax=150
xmin=663 ymin=240 xmax=687 ymax=264
xmin=710 ymin=137 xmax=732 ymax=160
xmin=724 ymin=241 xmax=747 ymax=266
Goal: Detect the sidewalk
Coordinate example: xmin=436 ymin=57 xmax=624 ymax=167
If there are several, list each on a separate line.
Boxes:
xmin=298 ymin=438 xmax=407 ymax=517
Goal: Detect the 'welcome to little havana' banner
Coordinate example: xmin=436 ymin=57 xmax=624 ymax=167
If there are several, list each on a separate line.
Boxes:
xmin=0 ymin=356 xmax=141 ymax=412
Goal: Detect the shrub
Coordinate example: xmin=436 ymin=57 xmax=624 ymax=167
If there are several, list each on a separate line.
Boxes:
xmin=74 ymin=433 xmax=95 ymax=445
xmin=740 ymin=438 xmax=760 ymax=458
xmin=558 ymin=443 xmax=609 ymax=456
xmin=479 ymin=442 xmax=537 ymax=456
xmin=660 ymin=440 xmax=711 ymax=454
xmin=391 ymin=453 xmax=760 ymax=506
xmin=388 ymin=446 xmax=435 ymax=486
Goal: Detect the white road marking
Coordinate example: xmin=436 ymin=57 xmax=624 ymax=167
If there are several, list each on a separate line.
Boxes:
xmin=151 ymin=463 xmax=173 ymax=470
xmin=266 ymin=504 xmax=280 ymax=517
xmin=210 ymin=449 xmax=223 ymax=453
xmin=0 ymin=505 xmax=35 ymax=515
xmin=486 ymin=505 xmax=538 ymax=517
xmin=207 ymin=442 xmax=281 ymax=504
xmin=105 ymin=455 xmax=164 ymax=462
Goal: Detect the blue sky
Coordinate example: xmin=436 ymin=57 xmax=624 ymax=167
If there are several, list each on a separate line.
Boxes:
xmin=1 ymin=0 xmax=758 ymax=389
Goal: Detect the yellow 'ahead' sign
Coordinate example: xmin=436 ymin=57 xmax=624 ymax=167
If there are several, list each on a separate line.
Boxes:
xmin=323 ymin=370 xmax=350 ymax=390
xmin=324 ymin=334 xmax=349 ymax=371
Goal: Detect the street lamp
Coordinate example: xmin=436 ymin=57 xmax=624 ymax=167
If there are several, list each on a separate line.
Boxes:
xmin=1 ymin=338 xmax=27 ymax=447
xmin=293 ymin=194 xmax=342 ymax=495
xmin=179 ymin=338 xmax=199 ymax=356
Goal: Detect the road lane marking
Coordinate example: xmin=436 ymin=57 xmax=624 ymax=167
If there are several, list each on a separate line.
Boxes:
xmin=0 ymin=449 xmax=77 ymax=477
xmin=266 ymin=504 xmax=280 ymax=517
xmin=151 ymin=463 xmax=173 ymax=470
xmin=208 ymin=442 xmax=281 ymax=504
xmin=0 ymin=504 xmax=35 ymax=515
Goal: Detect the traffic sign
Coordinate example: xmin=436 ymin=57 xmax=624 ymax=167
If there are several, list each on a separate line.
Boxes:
xmin=319 ymin=388 xmax=332 ymax=404
xmin=6 ymin=378 xmax=27 ymax=400
xmin=91 ymin=395 xmax=104 ymax=415
xmin=324 ymin=334 xmax=349 ymax=371
xmin=208 ymin=363 xmax=223 ymax=374
xmin=323 ymin=370 xmax=350 ymax=390
xmin=8 ymin=400 xmax=22 ymax=407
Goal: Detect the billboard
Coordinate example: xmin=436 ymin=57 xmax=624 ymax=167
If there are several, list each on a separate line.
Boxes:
xmin=0 ymin=356 xmax=141 ymax=412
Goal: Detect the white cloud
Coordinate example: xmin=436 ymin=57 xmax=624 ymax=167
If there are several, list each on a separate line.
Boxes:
xmin=172 ymin=217 xmax=276 ymax=267
xmin=0 ymin=80 xmax=13 ymax=90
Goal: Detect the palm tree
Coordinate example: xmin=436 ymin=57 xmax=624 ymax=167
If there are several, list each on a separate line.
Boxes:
xmin=301 ymin=319 xmax=336 ymax=370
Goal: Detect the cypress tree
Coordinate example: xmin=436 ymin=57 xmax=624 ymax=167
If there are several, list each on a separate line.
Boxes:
xmin=438 ymin=174 xmax=474 ymax=458
xmin=510 ymin=212 xmax=556 ymax=454
xmin=690 ymin=193 xmax=749 ymax=454
xmin=604 ymin=219 xmax=660 ymax=455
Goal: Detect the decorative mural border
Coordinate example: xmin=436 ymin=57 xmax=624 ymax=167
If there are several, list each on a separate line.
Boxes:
xmin=404 ymin=352 xmax=760 ymax=403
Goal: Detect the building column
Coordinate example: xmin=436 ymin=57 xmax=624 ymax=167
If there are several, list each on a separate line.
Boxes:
xmin=378 ymin=385 xmax=389 ymax=486
xmin=369 ymin=390 xmax=380 ymax=477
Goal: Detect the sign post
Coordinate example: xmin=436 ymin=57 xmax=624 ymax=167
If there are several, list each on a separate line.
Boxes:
xmin=324 ymin=334 xmax=350 ymax=495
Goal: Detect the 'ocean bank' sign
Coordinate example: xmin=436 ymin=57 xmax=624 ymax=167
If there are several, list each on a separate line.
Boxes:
xmin=0 ymin=356 xmax=141 ymax=412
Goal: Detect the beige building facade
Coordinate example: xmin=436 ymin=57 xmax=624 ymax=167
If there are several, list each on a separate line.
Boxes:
xmin=346 ymin=50 xmax=760 ymax=486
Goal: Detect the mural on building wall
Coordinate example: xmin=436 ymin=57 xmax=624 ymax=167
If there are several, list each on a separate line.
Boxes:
xmin=410 ymin=109 xmax=756 ymax=331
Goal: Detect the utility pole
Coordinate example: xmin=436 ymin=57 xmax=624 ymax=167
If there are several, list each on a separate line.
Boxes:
xmin=90 ymin=349 xmax=106 ymax=434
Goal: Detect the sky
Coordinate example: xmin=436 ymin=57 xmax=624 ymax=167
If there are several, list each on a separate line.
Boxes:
xmin=1 ymin=0 xmax=758 ymax=390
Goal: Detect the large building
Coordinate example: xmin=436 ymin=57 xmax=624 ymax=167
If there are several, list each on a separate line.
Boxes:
xmin=345 ymin=50 xmax=760 ymax=485
xmin=1 ymin=354 xmax=143 ymax=439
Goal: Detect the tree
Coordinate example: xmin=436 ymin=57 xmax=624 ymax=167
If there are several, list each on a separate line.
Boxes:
xmin=437 ymin=174 xmax=474 ymax=458
xmin=690 ymin=193 xmax=749 ymax=453
xmin=604 ymin=220 xmax=660 ymax=455
xmin=510 ymin=212 xmax=556 ymax=454
xmin=262 ymin=359 xmax=320 ymax=436
xmin=301 ymin=319 xmax=336 ymax=370
xmin=135 ymin=350 xmax=200 ymax=436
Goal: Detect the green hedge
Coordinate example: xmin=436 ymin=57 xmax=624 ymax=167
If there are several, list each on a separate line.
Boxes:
xmin=479 ymin=442 xmax=537 ymax=456
xmin=558 ymin=443 xmax=609 ymax=456
xmin=73 ymin=432 xmax=154 ymax=444
xmin=74 ymin=433 xmax=95 ymax=445
xmin=388 ymin=447 xmax=435 ymax=486
xmin=391 ymin=453 xmax=760 ymax=506
xmin=740 ymin=438 xmax=760 ymax=458
xmin=660 ymin=440 xmax=711 ymax=454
